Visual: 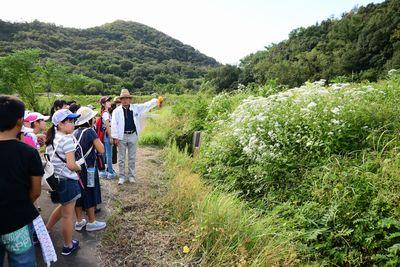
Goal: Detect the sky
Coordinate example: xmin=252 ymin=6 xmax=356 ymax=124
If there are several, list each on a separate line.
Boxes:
xmin=0 ymin=0 xmax=385 ymax=64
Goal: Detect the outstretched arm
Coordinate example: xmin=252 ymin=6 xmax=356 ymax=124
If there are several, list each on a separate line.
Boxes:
xmin=135 ymin=98 xmax=160 ymax=115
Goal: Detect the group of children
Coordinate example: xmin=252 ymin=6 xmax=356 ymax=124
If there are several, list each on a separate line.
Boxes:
xmin=0 ymin=94 xmax=122 ymax=266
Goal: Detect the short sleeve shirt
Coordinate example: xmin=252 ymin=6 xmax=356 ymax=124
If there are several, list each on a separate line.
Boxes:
xmin=0 ymin=140 xmax=44 ymax=235
xmin=74 ymin=128 xmax=98 ymax=167
xmin=46 ymin=133 xmax=78 ymax=180
xmin=102 ymin=111 xmax=111 ymax=138
xmin=102 ymin=111 xmax=110 ymax=124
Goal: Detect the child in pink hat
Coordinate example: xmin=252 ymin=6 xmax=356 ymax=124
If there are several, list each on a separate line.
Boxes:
xmin=23 ymin=112 xmax=50 ymax=149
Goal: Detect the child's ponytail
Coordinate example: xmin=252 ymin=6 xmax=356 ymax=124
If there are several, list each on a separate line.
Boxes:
xmin=45 ymin=125 xmax=56 ymax=146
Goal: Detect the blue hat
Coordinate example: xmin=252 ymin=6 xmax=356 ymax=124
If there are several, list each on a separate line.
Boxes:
xmin=52 ymin=109 xmax=80 ymax=126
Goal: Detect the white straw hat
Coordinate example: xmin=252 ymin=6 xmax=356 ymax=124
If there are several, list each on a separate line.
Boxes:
xmin=75 ymin=107 xmax=97 ymax=126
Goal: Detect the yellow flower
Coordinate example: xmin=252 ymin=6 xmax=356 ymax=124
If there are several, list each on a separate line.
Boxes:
xmin=183 ymin=245 xmax=190 ymax=254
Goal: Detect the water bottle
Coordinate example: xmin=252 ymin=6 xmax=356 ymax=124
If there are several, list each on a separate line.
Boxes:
xmin=87 ymin=167 xmax=95 ymax=188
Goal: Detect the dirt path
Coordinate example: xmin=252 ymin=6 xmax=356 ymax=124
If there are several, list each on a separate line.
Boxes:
xmin=99 ymin=146 xmax=183 ymax=266
xmin=35 ymin=184 xmax=106 ymax=266
xmin=32 ymin=146 xmax=182 ymax=267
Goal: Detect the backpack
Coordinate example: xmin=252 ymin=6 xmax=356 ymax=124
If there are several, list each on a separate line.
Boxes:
xmin=42 ymin=142 xmax=62 ymax=191
xmin=42 ymin=130 xmax=92 ymax=191
xmin=95 ymin=112 xmax=105 ymax=142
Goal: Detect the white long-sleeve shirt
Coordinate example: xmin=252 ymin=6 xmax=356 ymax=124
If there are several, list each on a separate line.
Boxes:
xmin=111 ymin=98 xmax=158 ymax=140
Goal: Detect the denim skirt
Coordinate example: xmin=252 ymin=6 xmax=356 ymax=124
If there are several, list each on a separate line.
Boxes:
xmin=55 ymin=179 xmax=81 ymax=205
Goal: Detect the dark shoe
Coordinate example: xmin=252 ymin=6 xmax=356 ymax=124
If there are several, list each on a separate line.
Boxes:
xmin=61 ymin=239 xmax=79 ymax=256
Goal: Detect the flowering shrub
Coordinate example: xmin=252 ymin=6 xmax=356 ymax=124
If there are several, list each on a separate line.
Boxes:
xmin=197 ymin=74 xmax=400 ymax=264
xmin=200 ymin=80 xmax=400 ymax=199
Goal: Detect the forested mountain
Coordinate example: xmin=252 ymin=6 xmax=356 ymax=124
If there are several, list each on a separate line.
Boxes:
xmin=240 ymin=0 xmax=400 ymax=87
xmin=0 ymin=20 xmax=219 ymax=94
xmin=206 ymin=0 xmax=400 ymax=91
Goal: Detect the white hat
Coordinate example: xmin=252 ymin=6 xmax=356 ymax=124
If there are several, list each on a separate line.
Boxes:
xmin=75 ymin=107 xmax=97 ymax=126
xmin=52 ymin=109 xmax=80 ymax=126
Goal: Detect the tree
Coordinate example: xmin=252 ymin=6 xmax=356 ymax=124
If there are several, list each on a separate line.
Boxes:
xmin=39 ymin=59 xmax=69 ymax=94
xmin=206 ymin=65 xmax=241 ymax=92
xmin=0 ymin=49 xmax=42 ymax=110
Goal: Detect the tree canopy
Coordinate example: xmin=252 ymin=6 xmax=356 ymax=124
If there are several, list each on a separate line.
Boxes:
xmin=238 ymin=0 xmax=400 ymax=87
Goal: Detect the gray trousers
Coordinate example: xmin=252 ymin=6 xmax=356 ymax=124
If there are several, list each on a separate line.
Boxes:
xmin=118 ymin=133 xmax=138 ymax=181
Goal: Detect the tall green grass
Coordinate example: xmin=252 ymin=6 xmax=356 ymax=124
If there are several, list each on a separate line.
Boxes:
xmin=162 ymin=144 xmax=299 ymax=266
xmin=139 ymin=107 xmax=174 ymax=147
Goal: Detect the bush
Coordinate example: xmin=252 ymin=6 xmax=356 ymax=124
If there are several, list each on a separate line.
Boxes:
xmin=199 ymin=79 xmax=400 ymax=202
xmin=169 ymin=93 xmax=211 ymax=151
xmin=196 ymin=74 xmax=400 ymax=264
xmin=292 ymin=151 xmax=400 ymax=265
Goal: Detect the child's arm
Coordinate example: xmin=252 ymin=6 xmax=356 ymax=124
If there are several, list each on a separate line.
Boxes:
xmin=93 ymin=138 xmax=105 ymax=154
xmin=29 ymin=176 xmax=41 ymax=203
xmin=65 ymin=151 xmax=81 ymax=171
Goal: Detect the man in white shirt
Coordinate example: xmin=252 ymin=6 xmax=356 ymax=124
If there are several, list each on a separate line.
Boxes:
xmin=111 ymin=89 xmax=163 ymax=184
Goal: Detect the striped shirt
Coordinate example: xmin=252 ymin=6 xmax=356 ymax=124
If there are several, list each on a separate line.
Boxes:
xmin=46 ymin=132 xmax=78 ymax=180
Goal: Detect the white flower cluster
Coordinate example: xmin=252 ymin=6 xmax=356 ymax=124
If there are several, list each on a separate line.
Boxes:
xmin=388 ymin=69 xmax=399 ymax=77
xmin=223 ymin=80 xmax=383 ymax=164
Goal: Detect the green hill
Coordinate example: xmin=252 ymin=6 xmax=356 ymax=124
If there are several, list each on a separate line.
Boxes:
xmin=0 ymin=20 xmax=219 ymax=94
xmin=236 ymin=0 xmax=400 ymax=88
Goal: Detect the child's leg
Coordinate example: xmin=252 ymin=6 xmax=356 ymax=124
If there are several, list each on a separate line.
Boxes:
xmin=61 ymin=202 xmax=75 ymax=247
xmin=104 ymin=136 xmax=115 ymax=175
xmin=75 ymin=206 xmax=83 ymax=222
xmin=46 ymin=204 xmax=62 ymax=231
xmin=86 ymin=207 xmax=96 ymax=223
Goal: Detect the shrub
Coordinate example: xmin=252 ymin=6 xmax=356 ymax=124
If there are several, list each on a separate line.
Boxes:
xmin=169 ymin=93 xmax=211 ymax=151
xmin=196 ymin=74 xmax=400 ymax=264
xmin=199 ymin=79 xmax=400 ymax=202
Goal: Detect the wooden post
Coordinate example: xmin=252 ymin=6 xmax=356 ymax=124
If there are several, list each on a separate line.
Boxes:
xmin=192 ymin=131 xmax=202 ymax=157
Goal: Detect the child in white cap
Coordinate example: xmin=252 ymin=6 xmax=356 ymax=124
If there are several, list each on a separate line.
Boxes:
xmin=44 ymin=109 xmax=83 ymax=256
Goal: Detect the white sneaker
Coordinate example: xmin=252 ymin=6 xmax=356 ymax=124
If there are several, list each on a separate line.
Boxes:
xmin=99 ymin=172 xmax=107 ymax=179
xmin=86 ymin=221 xmax=107 ymax=232
xmin=107 ymin=173 xmax=117 ymax=179
xmin=75 ymin=219 xmax=87 ymax=231
xmin=118 ymin=178 xmax=125 ymax=185
xmin=128 ymin=177 xmax=136 ymax=183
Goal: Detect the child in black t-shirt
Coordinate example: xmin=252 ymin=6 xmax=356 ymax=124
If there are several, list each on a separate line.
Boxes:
xmin=0 ymin=95 xmax=44 ymax=267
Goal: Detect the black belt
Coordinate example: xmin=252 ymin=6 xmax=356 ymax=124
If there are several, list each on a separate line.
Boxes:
xmin=124 ymin=131 xmax=136 ymax=134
